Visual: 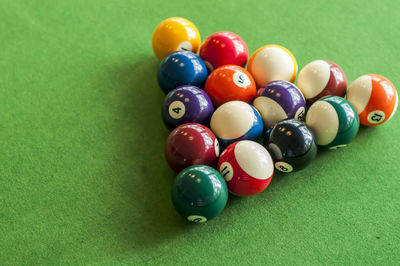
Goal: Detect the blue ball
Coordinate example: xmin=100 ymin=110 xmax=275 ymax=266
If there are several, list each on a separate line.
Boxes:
xmin=210 ymin=101 xmax=263 ymax=150
xmin=157 ymin=51 xmax=208 ymax=94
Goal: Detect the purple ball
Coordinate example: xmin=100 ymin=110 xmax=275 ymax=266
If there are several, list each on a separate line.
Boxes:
xmin=161 ymin=86 xmax=214 ymax=131
xmin=253 ymin=80 xmax=306 ymax=128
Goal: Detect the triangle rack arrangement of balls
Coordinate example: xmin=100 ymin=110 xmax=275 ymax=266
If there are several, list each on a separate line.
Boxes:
xmin=152 ymin=17 xmax=398 ymax=224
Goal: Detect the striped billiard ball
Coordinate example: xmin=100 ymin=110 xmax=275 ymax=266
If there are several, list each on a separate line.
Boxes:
xmin=297 ymin=60 xmax=347 ymax=105
xmin=210 ymin=101 xmax=263 ymax=149
xmin=305 ymin=96 xmax=359 ymax=149
xmin=247 ymin=44 xmax=298 ymax=87
xmin=346 ymin=74 xmax=398 ymax=126
xmin=218 ymin=140 xmax=274 ymax=196
xmin=253 ymin=80 xmax=306 ymax=128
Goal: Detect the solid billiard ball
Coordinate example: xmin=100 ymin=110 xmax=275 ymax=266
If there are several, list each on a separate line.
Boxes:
xmin=205 ymin=65 xmax=256 ymax=107
xmin=157 ymin=51 xmax=208 ymax=94
xmin=297 ymin=60 xmax=347 ymax=105
xmin=152 ymin=17 xmax=201 ymax=60
xmin=306 ymin=96 xmax=359 ymax=149
xmin=199 ymin=31 xmax=248 ymax=71
xmin=164 ymin=123 xmax=219 ymax=173
xmin=346 ymin=74 xmax=398 ymax=126
xmin=161 ymin=86 xmax=214 ymax=130
xmin=171 ymin=165 xmax=228 ymax=223
xmin=217 ymin=140 xmax=274 ymax=196
xmin=247 ymin=44 xmax=298 ymax=87
xmin=253 ymin=80 xmax=306 ymax=128
xmin=210 ymin=101 xmax=263 ymax=149
xmin=265 ymin=119 xmax=317 ymax=173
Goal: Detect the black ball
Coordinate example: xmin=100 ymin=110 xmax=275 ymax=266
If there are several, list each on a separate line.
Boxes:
xmin=265 ymin=119 xmax=317 ymax=173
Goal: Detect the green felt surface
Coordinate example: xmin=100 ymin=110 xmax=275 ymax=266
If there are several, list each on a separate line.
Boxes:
xmin=1 ymin=0 xmax=400 ymax=264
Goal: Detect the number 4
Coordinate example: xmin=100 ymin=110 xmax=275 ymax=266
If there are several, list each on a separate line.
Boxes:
xmin=172 ymin=107 xmax=181 ymax=114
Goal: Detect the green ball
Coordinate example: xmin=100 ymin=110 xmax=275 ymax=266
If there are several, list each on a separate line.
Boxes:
xmin=171 ymin=165 xmax=228 ymax=223
xmin=306 ymin=96 xmax=359 ymax=149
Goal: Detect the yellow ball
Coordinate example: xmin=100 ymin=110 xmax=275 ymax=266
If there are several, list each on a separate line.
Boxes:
xmin=152 ymin=17 xmax=201 ymax=60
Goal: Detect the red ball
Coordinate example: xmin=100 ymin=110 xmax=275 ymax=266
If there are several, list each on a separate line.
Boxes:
xmin=199 ymin=31 xmax=248 ymax=71
xmin=165 ymin=123 xmax=220 ymax=173
xmin=217 ymin=140 xmax=274 ymax=196
xmin=205 ymin=65 xmax=257 ymax=107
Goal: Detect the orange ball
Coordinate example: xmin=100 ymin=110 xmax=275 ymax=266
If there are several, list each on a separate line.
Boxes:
xmin=346 ymin=74 xmax=398 ymax=126
xmin=205 ymin=65 xmax=257 ymax=107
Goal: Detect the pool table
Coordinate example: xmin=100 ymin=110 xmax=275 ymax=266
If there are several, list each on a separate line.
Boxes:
xmin=1 ymin=0 xmax=399 ymax=264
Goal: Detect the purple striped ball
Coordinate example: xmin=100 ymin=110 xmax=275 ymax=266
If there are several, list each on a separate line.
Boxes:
xmin=253 ymin=80 xmax=306 ymax=128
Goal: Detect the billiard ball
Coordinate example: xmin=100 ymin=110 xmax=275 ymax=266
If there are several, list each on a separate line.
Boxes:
xmin=165 ymin=123 xmax=219 ymax=173
xmin=265 ymin=119 xmax=317 ymax=173
xmin=306 ymin=96 xmax=359 ymax=149
xmin=297 ymin=60 xmax=347 ymax=105
xmin=161 ymin=86 xmax=214 ymax=130
xmin=199 ymin=31 xmax=248 ymax=71
xmin=157 ymin=51 xmax=208 ymax=94
xmin=247 ymin=44 xmax=298 ymax=87
xmin=217 ymin=140 xmax=274 ymax=196
xmin=152 ymin=17 xmax=201 ymax=60
xmin=346 ymin=74 xmax=398 ymax=126
xmin=205 ymin=65 xmax=256 ymax=107
xmin=171 ymin=165 xmax=228 ymax=223
xmin=253 ymin=80 xmax=306 ymax=128
xmin=210 ymin=101 xmax=263 ymax=149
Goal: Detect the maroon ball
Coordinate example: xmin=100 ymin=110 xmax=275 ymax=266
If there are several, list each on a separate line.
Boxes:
xmin=165 ymin=123 xmax=220 ymax=173
xmin=297 ymin=60 xmax=347 ymax=105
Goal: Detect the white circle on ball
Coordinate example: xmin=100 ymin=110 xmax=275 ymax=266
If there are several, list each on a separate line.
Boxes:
xmin=367 ymin=110 xmax=386 ymax=124
xmin=306 ymin=101 xmax=339 ymax=146
xmin=346 ymin=75 xmax=372 ymax=114
xmin=232 ymin=71 xmax=251 ymax=88
xmin=234 ymin=140 xmax=274 ymax=180
xmin=275 ymin=162 xmax=293 ymax=173
xmin=210 ymin=101 xmax=256 ymax=140
xmin=168 ymin=101 xmax=185 ymax=119
xmin=297 ymin=60 xmax=331 ymax=99
xmin=219 ymin=162 xmax=234 ymax=181
xmin=177 ymin=41 xmax=193 ymax=52
xmin=294 ymin=106 xmax=306 ymax=120
xmin=187 ymin=215 xmax=207 ymax=223
xmin=214 ymin=139 xmax=220 ymax=157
